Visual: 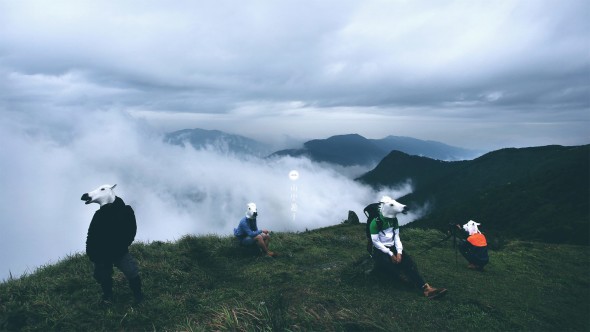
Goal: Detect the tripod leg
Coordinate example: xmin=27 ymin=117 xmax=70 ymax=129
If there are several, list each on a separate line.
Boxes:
xmin=417 ymin=233 xmax=453 ymax=255
xmin=454 ymin=234 xmax=458 ymax=269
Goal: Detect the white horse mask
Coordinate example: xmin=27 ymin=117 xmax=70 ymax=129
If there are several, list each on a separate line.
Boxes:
xmin=379 ymin=197 xmax=408 ymax=218
xmin=81 ymin=184 xmax=117 ymax=207
xmin=245 ymin=202 xmax=257 ymax=219
xmin=463 ymin=220 xmax=481 ymax=235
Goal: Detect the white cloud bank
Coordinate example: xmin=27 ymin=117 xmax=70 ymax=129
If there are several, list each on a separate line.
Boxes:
xmin=0 ymin=109 xmax=417 ymax=280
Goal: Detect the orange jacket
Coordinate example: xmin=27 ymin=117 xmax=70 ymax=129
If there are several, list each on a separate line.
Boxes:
xmin=467 ymin=233 xmax=487 ymax=247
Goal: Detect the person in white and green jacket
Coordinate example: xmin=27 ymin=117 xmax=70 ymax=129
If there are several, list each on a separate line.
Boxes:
xmin=370 ymin=196 xmax=447 ymax=299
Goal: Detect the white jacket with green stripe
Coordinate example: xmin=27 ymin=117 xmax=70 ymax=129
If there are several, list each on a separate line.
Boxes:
xmin=369 ymin=216 xmax=403 ymax=256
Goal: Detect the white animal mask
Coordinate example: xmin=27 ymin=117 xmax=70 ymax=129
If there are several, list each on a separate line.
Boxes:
xmin=463 ymin=220 xmax=481 ymax=235
xmin=246 ymin=202 xmax=257 ymax=219
xmin=81 ymin=184 xmax=117 ymax=207
xmin=379 ymin=195 xmax=392 ymax=204
xmin=379 ymin=197 xmax=408 ymax=218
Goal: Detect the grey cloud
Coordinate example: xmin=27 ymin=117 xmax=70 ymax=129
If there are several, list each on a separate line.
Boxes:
xmin=0 ymin=108 xmax=413 ymax=280
xmin=2 ymin=1 xmax=587 ymax=120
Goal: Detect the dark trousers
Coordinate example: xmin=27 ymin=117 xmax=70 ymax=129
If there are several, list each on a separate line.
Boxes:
xmin=373 ymin=247 xmax=426 ymax=288
xmin=458 ymin=241 xmax=489 ymax=267
xmin=93 ymin=252 xmax=141 ymax=299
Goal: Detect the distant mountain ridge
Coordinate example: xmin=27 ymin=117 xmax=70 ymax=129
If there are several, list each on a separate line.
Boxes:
xmin=271 ymin=134 xmax=480 ymax=166
xmin=164 ymin=129 xmax=480 ymax=163
xmin=357 ymin=144 xmax=590 ymax=245
xmin=164 ymin=128 xmax=273 ymax=157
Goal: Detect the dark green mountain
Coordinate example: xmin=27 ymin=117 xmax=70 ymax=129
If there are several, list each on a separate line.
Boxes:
xmin=357 ymin=144 xmax=590 ymax=245
xmin=271 ymin=134 xmax=480 ymax=166
xmin=373 ymin=135 xmax=480 ymax=160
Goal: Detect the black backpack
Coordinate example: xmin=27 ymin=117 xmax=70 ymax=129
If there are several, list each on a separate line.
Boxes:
xmin=364 ymin=202 xmax=381 ymax=239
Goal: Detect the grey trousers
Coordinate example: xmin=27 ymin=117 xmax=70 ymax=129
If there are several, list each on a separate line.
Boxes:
xmin=93 ymin=252 xmax=140 ymax=284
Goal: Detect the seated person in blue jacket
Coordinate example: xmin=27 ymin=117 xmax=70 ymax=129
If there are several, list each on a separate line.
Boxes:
xmin=234 ymin=202 xmax=276 ymax=257
xmin=455 ymin=220 xmax=489 ymax=271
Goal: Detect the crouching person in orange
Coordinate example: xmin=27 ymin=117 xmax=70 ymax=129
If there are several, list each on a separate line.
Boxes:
xmin=457 ymin=220 xmax=489 ymax=271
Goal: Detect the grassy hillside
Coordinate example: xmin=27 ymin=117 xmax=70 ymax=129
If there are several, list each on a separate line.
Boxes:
xmin=358 ymin=145 xmax=590 ymax=245
xmin=1 ymin=224 xmax=589 ymax=331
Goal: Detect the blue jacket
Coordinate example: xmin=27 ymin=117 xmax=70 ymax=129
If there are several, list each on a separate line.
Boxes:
xmin=234 ymin=217 xmax=262 ymax=238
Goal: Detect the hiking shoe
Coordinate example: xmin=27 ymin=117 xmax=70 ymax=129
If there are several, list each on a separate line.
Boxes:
xmin=423 ymin=283 xmax=448 ymax=299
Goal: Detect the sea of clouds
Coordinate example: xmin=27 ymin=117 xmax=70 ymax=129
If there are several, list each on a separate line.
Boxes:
xmin=0 ymin=109 xmax=421 ymax=280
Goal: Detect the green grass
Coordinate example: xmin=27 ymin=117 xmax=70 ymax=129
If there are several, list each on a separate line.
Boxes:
xmin=1 ymin=224 xmax=589 ymax=331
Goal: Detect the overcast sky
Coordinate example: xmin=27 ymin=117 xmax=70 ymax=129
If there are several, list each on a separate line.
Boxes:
xmin=1 ymin=0 xmax=588 ymax=150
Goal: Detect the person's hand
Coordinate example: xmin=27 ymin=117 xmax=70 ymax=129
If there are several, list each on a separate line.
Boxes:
xmin=391 ymin=253 xmax=402 ymax=264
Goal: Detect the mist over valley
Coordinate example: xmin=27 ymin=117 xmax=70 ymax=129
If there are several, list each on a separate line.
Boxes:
xmin=1 ymin=112 xmax=422 ymax=280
